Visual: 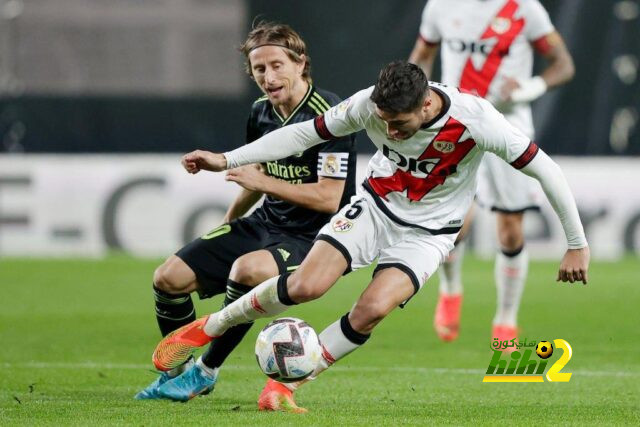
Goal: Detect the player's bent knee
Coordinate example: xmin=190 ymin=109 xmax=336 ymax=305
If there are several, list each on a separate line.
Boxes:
xmin=496 ymin=217 xmax=524 ymax=250
xmin=498 ymin=228 xmax=524 ymax=251
xmin=153 ymin=265 xmax=169 ymax=290
xmin=153 ymin=260 xmax=193 ymax=294
xmin=286 ymin=273 xmax=327 ymax=303
xmin=349 ymin=299 xmax=391 ymax=333
xmin=229 ymin=256 xmax=275 ymax=287
xmin=153 ymin=266 xmax=180 ymax=294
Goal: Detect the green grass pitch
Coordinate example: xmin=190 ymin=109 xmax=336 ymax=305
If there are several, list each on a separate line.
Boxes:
xmin=1 ymin=255 xmax=639 ymax=425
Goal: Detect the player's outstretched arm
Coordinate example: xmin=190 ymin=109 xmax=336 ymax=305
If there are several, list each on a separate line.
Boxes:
xmin=225 ymin=119 xmax=327 ymax=169
xmin=519 ymin=149 xmax=590 ymax=284
xmin=181 ymin=149 xmax=227 ymax=173
xmin=181 ymin=119 xmax=327 ymax=174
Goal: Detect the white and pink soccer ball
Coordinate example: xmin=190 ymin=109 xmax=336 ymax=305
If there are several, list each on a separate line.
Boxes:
xmin=255 ymin=317 xmax=322 ymax=383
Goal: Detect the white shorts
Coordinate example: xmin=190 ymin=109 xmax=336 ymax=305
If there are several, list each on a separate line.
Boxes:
xmin=476 ymin=153 xmax=543 ymax=213
xmin=316 ymin=192 xmax=456 ymax=296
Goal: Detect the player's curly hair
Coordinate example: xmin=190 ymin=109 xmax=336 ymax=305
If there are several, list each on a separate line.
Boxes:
xmin=239 ymin=21 xmax=312 ymax=83
xmin=370 ymin=61 xmax=430 ymax=113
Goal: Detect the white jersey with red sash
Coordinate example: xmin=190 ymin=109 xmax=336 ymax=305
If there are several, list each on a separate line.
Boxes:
xmin=419 ymin=0 xmax=554 ymax=138
xmin=315 ymin=83 xmax=537 ymax=232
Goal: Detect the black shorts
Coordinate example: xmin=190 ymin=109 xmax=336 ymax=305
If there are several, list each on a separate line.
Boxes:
xmin=175 ymin=215 xmax=313 ymax=299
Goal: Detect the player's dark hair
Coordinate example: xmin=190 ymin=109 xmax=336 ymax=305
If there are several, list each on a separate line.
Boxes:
xmin=240 ymin=21 xmax=312 ymax=83
xmin=370 ymin=61 xmax=430 ymax=114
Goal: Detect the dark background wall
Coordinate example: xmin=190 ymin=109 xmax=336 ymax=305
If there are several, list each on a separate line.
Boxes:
xmin=0 ymin=0 xmax=638 ymax=155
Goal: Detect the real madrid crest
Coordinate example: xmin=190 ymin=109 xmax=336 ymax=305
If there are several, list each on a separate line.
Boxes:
xmin=324 ymin=154 xmax=338 ymax=175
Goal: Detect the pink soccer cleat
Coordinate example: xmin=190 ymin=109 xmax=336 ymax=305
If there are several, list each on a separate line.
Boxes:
xmin=257 ymin=379 xmax=307 ymax=414
xmin=152 ymin=316 xmax=215 ymax=371
xmin=492 ymin=324 xmax=519 ymax=352
xmin=434 ymin=293 xmax=462 ymax=342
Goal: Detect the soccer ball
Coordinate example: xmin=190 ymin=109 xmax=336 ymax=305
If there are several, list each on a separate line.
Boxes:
xmin=255 ymin=317 xmax=322 ymax=383
xmin=536 ymin=341 xmax=554 ymax=359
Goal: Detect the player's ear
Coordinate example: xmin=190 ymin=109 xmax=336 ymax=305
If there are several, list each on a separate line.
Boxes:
xmin=297 ymin=54 xmax=307 ymax=75
xmin=422 ymin=94 xmax=431 ymax=112
xmin=247 ymin=62 xmax=256 ymax=81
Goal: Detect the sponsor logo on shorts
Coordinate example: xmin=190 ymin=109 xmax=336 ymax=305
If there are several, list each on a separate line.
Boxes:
xmin=332 ymin=218 xmax=353 ymax=232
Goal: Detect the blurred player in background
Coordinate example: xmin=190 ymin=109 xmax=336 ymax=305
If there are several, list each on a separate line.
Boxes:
xmin=134 ymin=22 xmax=357 ymax=401
xmin=152 ymin=61 xmax=589 ymax=412
xmin=409 ymin=0 xmax=575 ymax=343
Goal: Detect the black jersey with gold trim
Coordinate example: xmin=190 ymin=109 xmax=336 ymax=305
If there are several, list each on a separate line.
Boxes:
xmin=245 ymin=85 xmax=357 ymax=240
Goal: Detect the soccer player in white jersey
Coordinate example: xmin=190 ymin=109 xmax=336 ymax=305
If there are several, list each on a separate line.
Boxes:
xmin=409 ymin=0 xmax=576 ymax=343
xmin=151 ymin=61 xmax=588 ymax=412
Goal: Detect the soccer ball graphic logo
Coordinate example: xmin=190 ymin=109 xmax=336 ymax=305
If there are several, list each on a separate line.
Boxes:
xmin=255 ymin=318 xmax=322 ymax=383
xmin=536 ymin=341 xmax=554 ymax=359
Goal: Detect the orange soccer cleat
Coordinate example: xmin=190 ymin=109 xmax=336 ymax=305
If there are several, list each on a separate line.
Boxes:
xmin=258 ymin=379 xmax=307 ymax=414
xmin=152 ymin=315 xmax=214 ymax=371
xmin=434 ymin=293 xmax=462 ymax=342
xmin=492 ymin=324 xmax=519 ymax=353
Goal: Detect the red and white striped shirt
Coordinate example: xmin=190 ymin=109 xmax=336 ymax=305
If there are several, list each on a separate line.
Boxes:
xmin=317 ymin=83 xmax=535 ymax=232
xmin=419 ymin=0 xmax=555 ymax=138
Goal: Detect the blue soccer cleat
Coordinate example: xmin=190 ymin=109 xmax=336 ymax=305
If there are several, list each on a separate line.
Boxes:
xmin=134 ymin=371 xmax=172 ymax=400
xmin=157 ymin=363 xmax=218 ymax=402
xmin=135 ymin=357 xmax=195 ymax=400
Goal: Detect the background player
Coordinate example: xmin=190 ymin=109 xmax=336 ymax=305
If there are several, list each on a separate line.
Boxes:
xmin=153 ymin=61 xmax=589 ymax=412
xmin=409 ymin=0 xmax=576 ymax=343
xmin=134 ymin=22 xmax=357 ymax=401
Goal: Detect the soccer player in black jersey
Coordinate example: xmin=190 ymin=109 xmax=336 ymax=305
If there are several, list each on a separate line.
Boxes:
xmin=134 ymin=22 xmax=357 ymax=401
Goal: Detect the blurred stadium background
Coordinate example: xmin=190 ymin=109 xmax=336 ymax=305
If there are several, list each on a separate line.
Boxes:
xmin=1 ymin=0 xmax=639 ymax=424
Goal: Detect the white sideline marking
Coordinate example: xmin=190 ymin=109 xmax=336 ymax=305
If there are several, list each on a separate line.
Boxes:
xmin=2 ymin=362 xmax=639 ymax=378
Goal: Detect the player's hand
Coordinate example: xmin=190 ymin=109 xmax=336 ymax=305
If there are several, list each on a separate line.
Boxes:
xmin=225 ymin=164 xmax=269 ymax=192
xmin=557 ymin=246 xmax=590 ymax=284
xmin=499 ymin=77 xmax=520 ymax=102
xmin=181 ymin=150 xmax=227 ymax=174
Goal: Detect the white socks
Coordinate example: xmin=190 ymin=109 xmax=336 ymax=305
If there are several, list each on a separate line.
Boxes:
xmin=203 ymin=275 xmax=291 ymax=337
xmin=196 ymin=356 xmax=219 ymax=379
xmin=493 ymin=248 xmax=528 ymax=327
xmin=440 ymin=241 xmax=528 ymax=327
xmin=438 ymin=241 xmax=466 ymax=295
xmin=285 ymin=315 xmax=369 ymax=391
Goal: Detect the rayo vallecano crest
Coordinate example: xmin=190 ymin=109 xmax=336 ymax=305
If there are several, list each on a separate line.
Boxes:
xmin=433 ymin=141 xmax=456 ymax=154
xmin=491 ymin=17 xmax=511 ymax=34
xmin=332 ymin=218 xmax=353 ymax=232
